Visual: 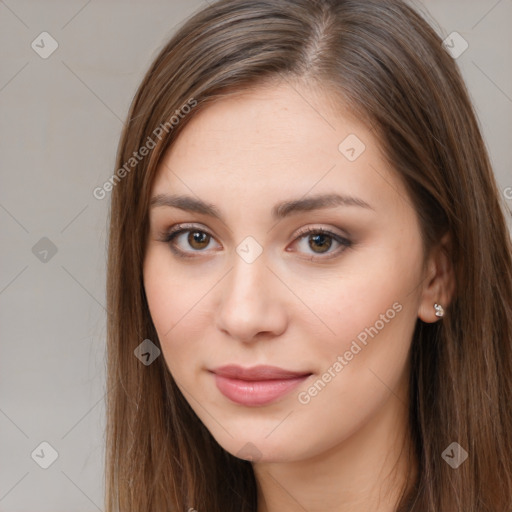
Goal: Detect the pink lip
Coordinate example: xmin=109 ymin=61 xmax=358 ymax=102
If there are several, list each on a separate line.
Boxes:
xmin=210 ymin=365 xmax=312 ymax=406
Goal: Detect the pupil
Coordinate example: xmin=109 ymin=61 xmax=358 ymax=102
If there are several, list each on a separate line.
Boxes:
xmin=189 ymin=231 xmax=209 ymax=249
xmin=309 ymin=234 xmax=331 ymax=253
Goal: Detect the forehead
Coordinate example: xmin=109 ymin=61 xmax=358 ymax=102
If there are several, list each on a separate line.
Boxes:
xmin=159 ymin=82 xmax=362 ymax=167
xmin=150 ymin=82 xmax=409 ymax=217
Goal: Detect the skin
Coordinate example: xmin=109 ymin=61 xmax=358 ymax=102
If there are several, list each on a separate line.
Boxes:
xmin=143 ymin=79 xmax=454 ymax=512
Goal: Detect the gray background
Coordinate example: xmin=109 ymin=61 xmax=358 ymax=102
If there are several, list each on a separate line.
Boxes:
xmin=0 ymin=1 xmax=511 ymax=510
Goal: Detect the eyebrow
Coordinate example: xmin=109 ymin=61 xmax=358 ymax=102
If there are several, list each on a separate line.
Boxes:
xmin=149 ymin=192 xmax=374 ymax=221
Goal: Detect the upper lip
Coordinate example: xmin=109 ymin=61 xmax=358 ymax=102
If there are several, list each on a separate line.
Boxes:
xmin=210 ymin=364 xmax=312 ymax=381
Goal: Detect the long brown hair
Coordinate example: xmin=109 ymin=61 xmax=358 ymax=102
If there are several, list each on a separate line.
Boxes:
xmin=105 ymin=0 xmax=512 ymax=510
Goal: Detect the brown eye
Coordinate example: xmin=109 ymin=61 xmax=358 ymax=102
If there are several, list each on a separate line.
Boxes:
xmin=188 ymin=231 xmax=210 ymax=250
xmin=290 ymin=227 xmax=352 ymax=261
xmin=308 ymin=233 xmax=333 ymax=253
xmin=161 ymin=224 xmax=351 ymax=261
xmin=161 ymin=225 xmax=221 ymax=258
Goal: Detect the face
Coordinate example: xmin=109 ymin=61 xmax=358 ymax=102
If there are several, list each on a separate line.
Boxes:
xmin=143 ymin=80 xmax=430 ymax=463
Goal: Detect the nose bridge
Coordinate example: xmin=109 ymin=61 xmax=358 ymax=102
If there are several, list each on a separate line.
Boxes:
xmin=224 ymin=248 xmax=271 ymax=315
xmin=215 ymin=245 xmax=287 ymax=341
xmin=225 ymin=233 xmax=270 ymax=301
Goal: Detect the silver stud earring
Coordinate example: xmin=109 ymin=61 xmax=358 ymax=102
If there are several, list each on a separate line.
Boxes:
xmin=434 ymin=303 xmax=444 ymax=318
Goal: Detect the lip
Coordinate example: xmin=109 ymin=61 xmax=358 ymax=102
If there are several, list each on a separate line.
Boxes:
xmin=210 ymin=365 xmax=312 ymax=406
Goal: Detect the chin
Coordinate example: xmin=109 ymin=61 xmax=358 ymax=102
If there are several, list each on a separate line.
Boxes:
xmin=210 ymin=430 xmax=308 ymax=464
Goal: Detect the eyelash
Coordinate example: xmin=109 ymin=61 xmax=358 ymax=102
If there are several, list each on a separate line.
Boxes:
xmin=158 ymin=223 xmax=352 ymax=261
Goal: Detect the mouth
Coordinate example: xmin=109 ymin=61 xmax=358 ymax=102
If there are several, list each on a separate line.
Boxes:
xmin=209 ymin=365 xmax=313 ymax=406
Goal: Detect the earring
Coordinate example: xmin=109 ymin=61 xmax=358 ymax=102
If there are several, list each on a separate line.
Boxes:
xmin=434 ymin=303 xmax=444 ymax=318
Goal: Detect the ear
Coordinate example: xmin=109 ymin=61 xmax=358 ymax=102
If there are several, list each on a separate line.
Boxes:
xmin=417 ymin=232 xmax=456 ymax=323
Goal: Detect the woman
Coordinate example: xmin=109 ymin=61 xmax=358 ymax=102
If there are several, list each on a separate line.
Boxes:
xmin=105 ymin=0 xmax=512 ymax=510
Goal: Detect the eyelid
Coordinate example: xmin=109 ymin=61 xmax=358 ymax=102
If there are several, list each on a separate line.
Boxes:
xmin=165 ymin=222 xmax=212 ymax=237
xmin=161 ymin=223 xmax=350 ymax=242
xmin=292 ymin=224 xmax=350 ymax=241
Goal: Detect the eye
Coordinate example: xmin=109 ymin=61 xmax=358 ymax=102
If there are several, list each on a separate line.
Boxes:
xmin=289 ymin=226 xmax=352 ymax=260
xmin=158 ymin=224 xmax=351 ymax=260
xmin=160 ymin=224 xmax=220 ymax=258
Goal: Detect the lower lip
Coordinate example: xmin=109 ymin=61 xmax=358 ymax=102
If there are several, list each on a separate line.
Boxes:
xmin=213 ymin=373 xmax=310 ymax=406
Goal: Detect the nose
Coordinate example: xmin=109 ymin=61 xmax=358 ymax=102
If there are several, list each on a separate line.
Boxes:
xmin=215 ymin=253 xmax=288 ymax=344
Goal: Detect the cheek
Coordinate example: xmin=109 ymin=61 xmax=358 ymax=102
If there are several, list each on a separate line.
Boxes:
xmin=144 ymin=249 xmax=201 ymax=327
xmin=292 ymin=274 xmax=416 ymax=450
xmin=143 ymin=252 xmax=190 ymax=355
xmin=295 ymin=239 xmax=423 ymax=372
xmin=143 ymin=250 xmax=217 ymax=372
xmin=300 ymin=273 xmax=414 ymax=352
